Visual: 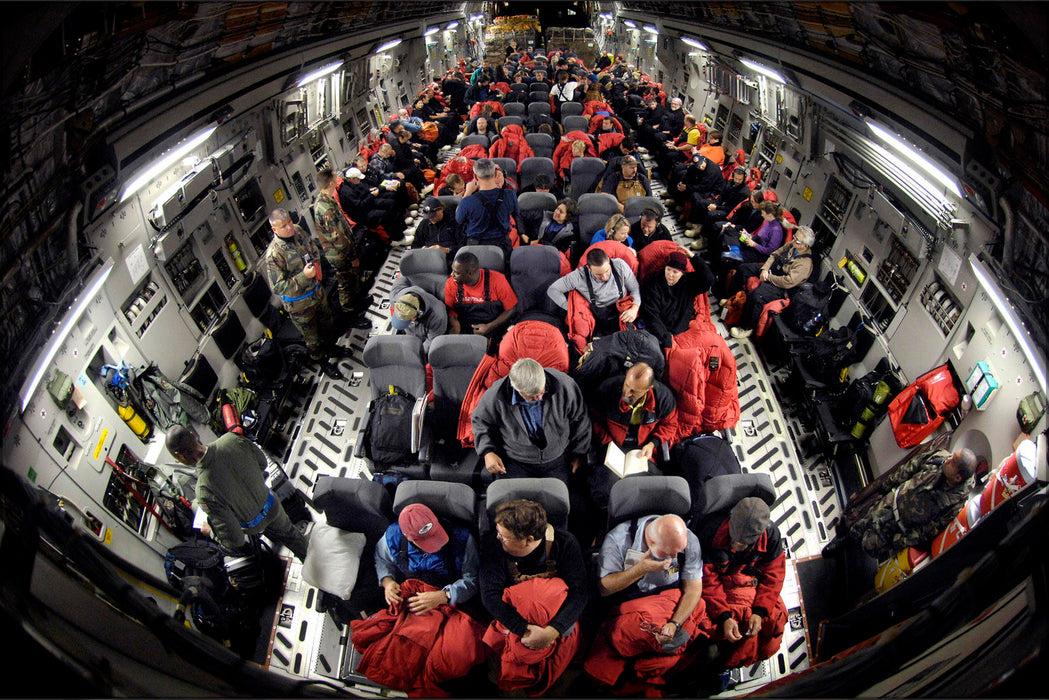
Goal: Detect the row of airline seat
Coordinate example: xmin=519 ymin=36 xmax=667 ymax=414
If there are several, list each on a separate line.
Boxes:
xmin=309 ymin=470 xmax=776 ymax=624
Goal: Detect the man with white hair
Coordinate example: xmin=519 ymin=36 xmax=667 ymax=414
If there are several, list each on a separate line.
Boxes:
xmin=729 ymin=225 xmax=817 ymax=339
xmin=585 ymin=512 xmax=711 ymax=690
xmin=471 ymin=358 xmax=591 ymax=485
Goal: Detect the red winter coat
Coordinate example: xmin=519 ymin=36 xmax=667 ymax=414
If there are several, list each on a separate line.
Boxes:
xmin=469 ymin=100 xmax=506 ymax=118
xmin=584 ymin=588 xmax=713 ymax=695
xmin=482 ymin=577 xmax=581 ymax=696
xmin=888 ymin=363 xmax=960 ymax=448
xmin=665 ymin=334 xmax=740 ymax=434
xmin=582 ymin=100 xmax=615 ymax=117
xmin=702 ymin=520 xmax=788 ymax=669
xmin=577 ymin=240 xmax=638 ymax=275
xmin=588 ymin=115 xmax=625 ymax=135
xmin=565 ymin=290 xmax=597 ymax=356
xmin=637 ymin=240 xmax=694 ymax=284
xmin=456 ymin=320 xmax=570 ymax=446
xmin=350 ymin=579 xmax=488 ymax=697
xmin=552 ymin=131 xmax=598 ymax=177
xmin=489 ymin=124 xmax=535 ymax=167
xmin=595 ymin=131 xmax=625 ymax=156
xmin=433 ymin=154 xmax=476 ymax=194
xmin=722 ymin=149 xmax=747 ymax=179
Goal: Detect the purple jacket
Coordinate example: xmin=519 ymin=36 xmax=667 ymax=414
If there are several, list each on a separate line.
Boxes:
xmin=751 ymin=220 xmax=784 ymax=256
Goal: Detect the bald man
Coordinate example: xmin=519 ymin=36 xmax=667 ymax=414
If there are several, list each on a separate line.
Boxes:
xmin=585 ymin=513 xmax=710 ymax=689
xmin=590 ymin=363 xmax=679 ymax=464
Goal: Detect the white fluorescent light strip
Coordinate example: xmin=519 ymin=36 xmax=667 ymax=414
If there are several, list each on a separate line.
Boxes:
xmin=445 ymin=21 xmax=459 ymax=29
xmin=424 ymin=26 xmax=439 ymax=36
xmin=20 ymin=260 xmax=115 ymax=412
xmin=120 ymin=125 xmax=217 ymax=202
xmin=623 ymin=20 xmax=636 ymax=28
xmin=643 ymin=25 xmax=659 ymax=34
xmin=470 ymin=14 xmax=483 ymax=21
xmin=865 ymin=138 xmax=952 ymax=217
xmin=681 ymin=36 xmax=707 ymax=50
xmin=376 ymin=39 xmax=402 ymax=52
xmin=867 ymin=120 xmax=962 ymax=197
xmin=296 ymin=60 xmax=342 ymax=87
xmin=740 ymin=58 xmax=786 ymax=84
xmin=968 ymin=254 xmax=1047 ymax=394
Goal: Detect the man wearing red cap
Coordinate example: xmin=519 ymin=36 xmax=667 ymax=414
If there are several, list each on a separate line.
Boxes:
xmin=375 ymin=503 xmax=479 ymax=613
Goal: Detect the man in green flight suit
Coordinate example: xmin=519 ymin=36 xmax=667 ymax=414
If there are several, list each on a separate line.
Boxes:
xmin=265 ymin=207 xmax=351 ymax=379
xmin=826 ymin=447 xmax=976 ymax=561
xmin=165 ymin=426 xmax=309 ymax=561
xmin=313 ymin=168 xmax=367 ymax=322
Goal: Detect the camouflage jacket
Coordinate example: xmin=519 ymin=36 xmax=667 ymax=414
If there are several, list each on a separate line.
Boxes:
xmin=883 ymin=449 xmax=971 ymax=543
xmin=312 ymin=191 xmax=355 ymax=254
xmin=265 ymin=225 xmax=321 ymax=308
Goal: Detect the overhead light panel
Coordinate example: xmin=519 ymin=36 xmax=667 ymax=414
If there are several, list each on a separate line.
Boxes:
xmin=623 ymin=20 xmax=636 ymax=28
xmin=469 ymin=14 xmax=484 ymax=21
xmin=445 ymin=21 xmax=459 ymax=29
xmin=120 ymin=125 xmax=217 ymax=202
xmin=643 ymin=25 xmax=659 ymax=34
xmin=295 ymin=60 xmax=342 ymax=88
xmin=375 ymin=38 xmax=402 ymax=53
xmin=20 ymin=259 xmax=115 ymax=413
xmin=740 ymin=58 xmax=786 ymax=84
xmin=969 ymin=253 xmax=1047 ymax=394
xmin=867 ymin=120 xmax=962 ymax=197
xmin=424 ymin=26 xmax=439 ymax=36
xmin=681 ymin=36 xmax=707 ymax=50
xmin=599 ymin=13 xmax=614 ymax=20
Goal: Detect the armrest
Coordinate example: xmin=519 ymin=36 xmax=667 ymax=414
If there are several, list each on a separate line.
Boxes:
xmin=410 ymin=397 xmax=427 ymax=454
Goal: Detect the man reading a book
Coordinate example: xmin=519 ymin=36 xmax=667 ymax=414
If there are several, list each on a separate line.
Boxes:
xmin=587 ymin=363 xmax=679 ymax=509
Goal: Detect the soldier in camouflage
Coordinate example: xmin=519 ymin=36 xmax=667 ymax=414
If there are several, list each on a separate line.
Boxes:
xmin=839 ymin=447 xmax=976 ymax=561
xmin=265 ymin=208 xmax=351 ymax=379
xmin=313 ymin=168 xmax=362 ymax=314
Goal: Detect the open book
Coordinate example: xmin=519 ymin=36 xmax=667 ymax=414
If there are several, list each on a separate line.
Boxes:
xmin=604 ymin=442 xmax=650 ymax=479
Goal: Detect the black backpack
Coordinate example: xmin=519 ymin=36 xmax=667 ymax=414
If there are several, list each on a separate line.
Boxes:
xmin=803 ymin=326 xmax=861 ymax=384
xmin=835 ymin=357 xmax=900 ymax=430
xmin=237 ymin=335 xmax=284 ymax=385
xmin=781 ymin=278 xmax=831 ymax=335
xmin=165 ymin=538 xmax=258 ymax=647
xmin=363 ymin=386 xmax=416 ymax=467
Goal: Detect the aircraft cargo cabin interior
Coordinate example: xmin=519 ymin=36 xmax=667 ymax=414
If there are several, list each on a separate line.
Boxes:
xmin=0 ymin=2 xmax=1046 ymax=697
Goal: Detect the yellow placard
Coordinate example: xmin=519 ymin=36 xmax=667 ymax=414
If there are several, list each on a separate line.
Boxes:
xmin=802 ymin=186 xmax=813 ymax=201
xmin=775 ymin=154 xmax=783 ymax=164
xmin=273 ymin=188 xmax=285 ymax=204
xmin=94 ymin=429 xmax=109 ymax=460
xmin=838 ymin=256 xmax=849 ymax=268
xmin=103 ymin=529 xmax=113 ymax=545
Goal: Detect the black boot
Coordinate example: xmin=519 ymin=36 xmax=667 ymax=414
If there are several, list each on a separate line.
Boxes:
xmin=318 ymin=359 xmax=345 ymax=380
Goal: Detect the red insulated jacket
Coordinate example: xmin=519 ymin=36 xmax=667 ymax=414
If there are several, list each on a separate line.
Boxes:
xmin=482 ymin=577 xmax=581 ymax=696
xmin=489 ymin=124 xmax=535 ymax=166
xmin=582 ymin=100 xmax=615 ymax=117
xmin=552 ymin=131 xmax=599 ymax=177
xmin=702 ymin=520 xmax=786 ymax=624
xmin=469 ymin=100 xmax=506 ymax=118
xmin=456 ymin=320 xmax=570 ymax=446
xmin=636 ymin=240 xmax=695 ymax=284
xmin=665 ymin=335 xmax=740 ymax=434
xmin=584 ymin=588 xmax=713 ymax=694
xmin=350 ymin=579 xmax=487 ymax=697
xmin=888 ymin=363 xmax=960 ymax=448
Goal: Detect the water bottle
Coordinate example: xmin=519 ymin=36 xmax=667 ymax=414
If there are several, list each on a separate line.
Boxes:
xmin=851 ymin=380 xmax=891 ymax=439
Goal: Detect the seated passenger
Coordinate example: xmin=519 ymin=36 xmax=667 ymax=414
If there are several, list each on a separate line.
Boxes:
xmin=727 ymin=225 xmax=814 ymax=339
xmin=590 ymin=212 xmax=635 ymax=248
xmin=640 ymin=250 xmax=715 ymax=349
xmin=719 ymin=201 xmax=786 ymax=267
xmin=519 ymin=172 xmax=564 ymax=200
xmin=472 ymin=358 xmax=591 ymax=485
xmin=697 ymin=498 xmax=788 ymax=672
xmin=630 ymin=207 xmax=673 ymax=252
xmin=699 ymin=129 xmax=726 ymax=166
xmin=547 ymin=248 xmax=641 ymax=337
xmin=436 ymin=172 xmax=467 ymax=198
xmin=389 ymin=288 xmax=448 ymax=354
xmin=443 ymin=251 xmax=517 ymax=346
xmin=597 ymin=155 xmax=652 ymax=207
xmin=687 ymin=166 xmax=751 ymax=243
xmin=534 ymin=198 xmax=578 ymax=252
xmin=339 ymin=165 xmax=406 ymax=242
xmin=824 ymin=447 xmax=976 ymax=561
xmin=351 ymin=503 xmax=486 ymax=697
xmin=465 ymin=115 xmax=498 ymax=148
xmin=585 ymin=514 xmax=710 ymax=693
xmin=411 ymin=197 xmax=463 ymax=265
xmin=480 ymin=499 xmax=588 ymax=696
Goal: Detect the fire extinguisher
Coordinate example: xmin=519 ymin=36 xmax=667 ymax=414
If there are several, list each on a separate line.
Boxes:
xmin=225 ymin=234 xmax=247 ymax=272
xmin=851 ymin=380 xmax=891 ymax=439
xmin=118 ymin=401 xmax=154 ymax=443
xmin=219 ymin=391 xmax=244 ymax=435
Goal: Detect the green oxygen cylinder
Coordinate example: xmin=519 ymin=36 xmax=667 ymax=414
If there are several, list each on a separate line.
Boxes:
xmin=851 ymin=380 xmax=891 ymax=439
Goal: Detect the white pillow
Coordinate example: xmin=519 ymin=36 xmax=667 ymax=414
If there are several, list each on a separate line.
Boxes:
xmin=301 ymin=522 xmax=366 ymax=600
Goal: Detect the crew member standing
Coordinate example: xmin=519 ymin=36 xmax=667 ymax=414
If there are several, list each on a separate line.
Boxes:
xmin=266 ymin=207 xmax=351 ymax=379
xmin=312 ymin=168 xmax=364 ymax=320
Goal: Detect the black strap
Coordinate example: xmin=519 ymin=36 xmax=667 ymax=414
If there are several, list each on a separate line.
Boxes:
xmin=478 ymin=189 xmax=506 ymax=234
xmin=584 ymin=259 xmax=624 ymax=306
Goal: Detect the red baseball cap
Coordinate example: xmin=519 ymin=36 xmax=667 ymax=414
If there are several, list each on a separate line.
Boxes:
xmin=398 ymin=504 xmax=449 ymax=553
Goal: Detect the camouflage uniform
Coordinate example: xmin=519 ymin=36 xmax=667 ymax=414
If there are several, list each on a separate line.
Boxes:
xmin=265 ymin=225 xmax=336 ymax=361
xmin=847 ymin=449 xmax=971 ymax=561
xmin=312 ymin=190 xmax=361 ymax=309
